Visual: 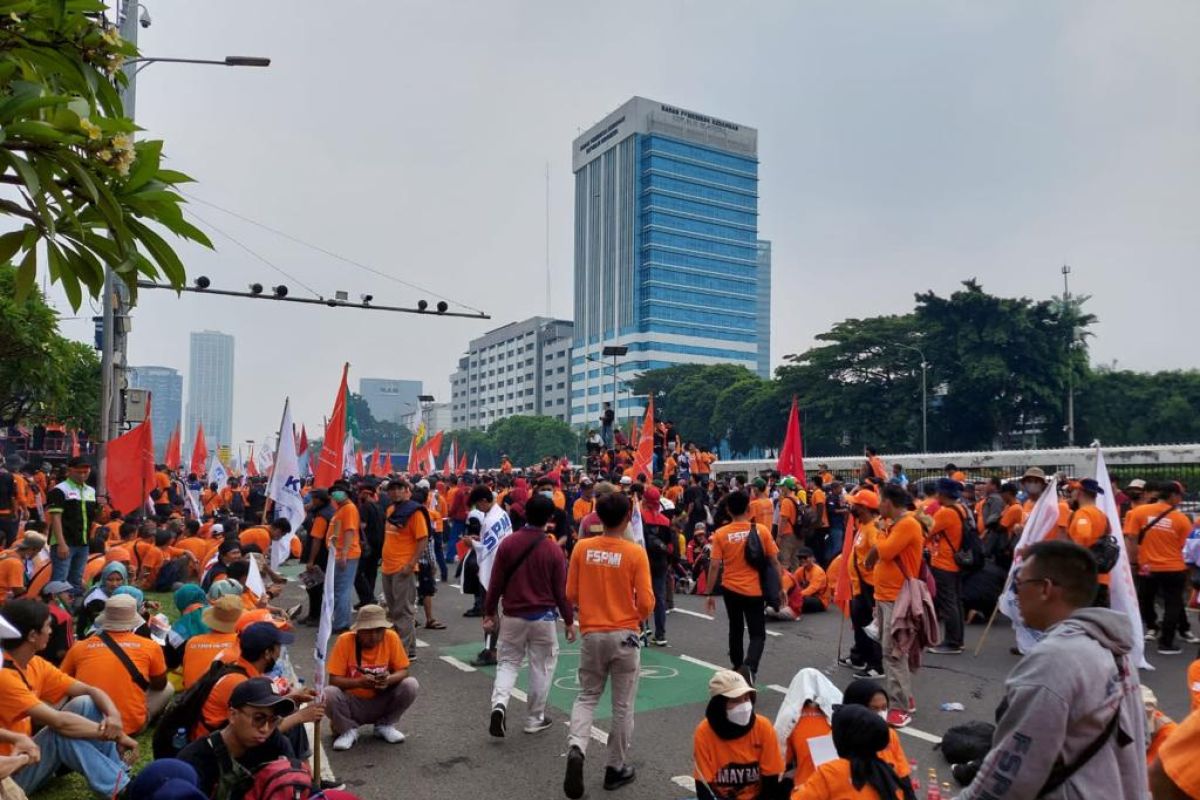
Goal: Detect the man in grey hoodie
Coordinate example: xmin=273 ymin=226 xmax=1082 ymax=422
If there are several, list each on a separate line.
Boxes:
xmin=957 ymin=540 xmax=1147 ymax=800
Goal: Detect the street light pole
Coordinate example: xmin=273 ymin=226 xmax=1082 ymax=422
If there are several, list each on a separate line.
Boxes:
xmin=1063 ymin=264 xmax=1075 ymax=447
xmin=894 ymin=343 xmax=928 ymax=453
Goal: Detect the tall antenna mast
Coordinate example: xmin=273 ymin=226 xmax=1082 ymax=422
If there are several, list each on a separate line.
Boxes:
xmin=545 ymin=162 xmax=551 ymax=316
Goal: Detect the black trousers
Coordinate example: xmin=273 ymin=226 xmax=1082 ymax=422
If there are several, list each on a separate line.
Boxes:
xmin=723 ymin=590 xmax=766 ymax=675
xmin=355 ymin=551 xmax=381 ymax=606
xmin=931 ymin=566 xmax=964 ymax=648
xmin=1138 ymin=570 xmax=1188 ymax=648
xmin=0 ymin=517 xmax=18 ymax=548
xmin=850 ymin=584 xmax=882 ymax=670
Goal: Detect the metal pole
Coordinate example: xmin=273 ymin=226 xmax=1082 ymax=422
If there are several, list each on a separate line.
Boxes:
xmin=611 ymin=353 xmax=618 ymax=428
xmin=921 ymin=361 xmax=928 ymax=453
xmin=1063 ymin=264 xmax=1075 ymax=447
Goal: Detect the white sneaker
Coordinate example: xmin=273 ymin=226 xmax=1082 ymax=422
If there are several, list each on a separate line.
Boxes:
xmin=374 ymin=724 xmax=406 ymax=744
xmin=332 ymin=729 xmax=358 ymax=751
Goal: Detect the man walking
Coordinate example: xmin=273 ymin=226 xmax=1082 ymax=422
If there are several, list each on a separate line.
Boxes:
xmin=958 ymin=541 xmax=1146 ymax=799
xmin=927 ymin=477 xmax=967 ymax=655
xmin=484 ymin=494 xmax=573 ymax=737
xmin=380 ymin=479 xmax=428 ymax=655
xmin=563 ymin=492 xmax=654 ymax=799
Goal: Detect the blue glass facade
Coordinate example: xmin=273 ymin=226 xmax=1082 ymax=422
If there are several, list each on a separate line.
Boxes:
xmin=756 ymin=241 xmax=771 ymax=379
xmin=571 ymin=98 xmax=768 ymax=426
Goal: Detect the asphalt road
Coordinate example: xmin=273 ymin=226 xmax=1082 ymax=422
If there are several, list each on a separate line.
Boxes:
xmin=282 ymin=575 xmax=1197 ymax=800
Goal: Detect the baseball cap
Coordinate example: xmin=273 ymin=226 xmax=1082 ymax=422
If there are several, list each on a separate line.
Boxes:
xmin=619 ymin=476 xmax=632 ymax=486
xmin=41 ymin=580 xmax=74 ymax=597
xmin=935 ymin=478 xmax=963 ymax=500
xmin=1127 ymin=479 xmax=1147 ymax=490
xmin=229 ymin=676 xmax=297 ymax=715
xmin=779 ymin=476 xmax=798 ymax=491
xmin=752 ymin=477 xmax=767 ymax=490
xmin=708 ymin=669 xmax=754 ymax=699
xmin=850 ymin=489 xmax=879 ymax=510
xmin=238 ymin=621 xmax=296 ymax=653
xmin=66 ymin=456 xmax=90 ymax=468
xmin=644 ymin=486 xmax=662 ymax=504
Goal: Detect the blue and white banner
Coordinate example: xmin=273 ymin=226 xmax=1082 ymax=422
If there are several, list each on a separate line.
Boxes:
xmin=469 ymin=505 xmax=513 ymax=590
xmin=267 ymin=400 xmax=305 ymax=569
xmin=1094 ymin=447 xmax=1152 ymax=670
xmin=208 ymin=454 xmax=229 ymax=488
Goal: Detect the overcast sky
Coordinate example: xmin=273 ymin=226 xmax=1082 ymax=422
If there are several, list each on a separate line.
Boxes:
xmin=46 ymin=1 xmax=1200 ymax=447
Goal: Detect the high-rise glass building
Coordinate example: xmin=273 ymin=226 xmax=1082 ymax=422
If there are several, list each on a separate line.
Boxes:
xmin=128 ymin=366 xmax=182 ymax=460
xmin=186 ymin=331 xmax=234 ymax=452
xmin=756 ymin=240 xmax=772 ymax=379
xmin=359 ymin=379 xmax=423 ymax=425
xmin=569 ymin=97 xmax=766 ymax=426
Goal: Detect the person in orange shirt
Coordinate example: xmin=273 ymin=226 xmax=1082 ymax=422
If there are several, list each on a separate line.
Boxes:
xmin=1188 ymin=654 xmax=1200 ymax=712
xmin=705 ymin=490 xmax=782 ymax=681
xmin=693 ymin=669 xmax=783 ymax=800
xmin=793 ymin=548 xmax=829 ymax=613
xmin=862 ymin=447 xmax=887 ymax=481
xmin=996 ymin=482 xmax=1024 ymax=560
xmin=1129 ymin=480 xmax=1194 ymax=655
xmin=0 ymin=534 xmax=45 ymax=602
xmin=1142 ymin=686 xmax=1177 ymax=769
xmin=865 ymin=484 xmax=924 ymax=729
xmin=839 ymin=680 xmax=911 ymax=780
xmin=380 ymin=479 xmax=429 ymax=654
xmin=809 ymin=478 xmax=830 ymax=561
xmin=927 ymin=478 xmax=967 ymax=654
xmin=572 ymin=479 xmax=596 ymax=525
xmin=1067 ymin=479 xmax=1115 ymax=606
xmin=776 ymin=476 xmax=804 ymax=571
xmin=841 ymin=490 xmax=883 ymax=676
xmin=328 ymin=481 xmax=362 ymax=633
xmin=792 ymin=704 xmax=917 ymax=800
xmin=129 ymin=522 xmax=164 ymax=590
xmin=749 ymin=478 xmax=775 ymax=530
xmin=60 ymin=594 xmax=171 ymax=735
xmin=564 ymin=491 xmax=654 ymax=799
xmin=1151 ymin=703 xmax=1200 ymax=799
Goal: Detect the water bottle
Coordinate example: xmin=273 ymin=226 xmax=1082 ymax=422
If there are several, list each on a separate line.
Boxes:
xmin=171 ymin=727 xmax=187 ymax=752
xmin=925 ymin=769 xmax=941 ymax=800
xmin=909 ymin=761 xmax=921 ymax=793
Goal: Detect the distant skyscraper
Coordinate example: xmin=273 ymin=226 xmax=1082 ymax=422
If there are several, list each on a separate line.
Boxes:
xmin=358 ymin=379 xmax=423 ymax=425
xmin=128 ymin=366 xmax=182 ymax=460
xmin=756 ymin=241 xmax=772 ymax=379
xmin=570 ymin=97 xmax=762 ymax=426
xmin=186 ymin=331 xmax=234 ymax=451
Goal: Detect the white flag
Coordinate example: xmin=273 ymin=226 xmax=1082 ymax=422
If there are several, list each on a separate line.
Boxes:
xmin=468 ymin=505 xmax=513 ymax=590
xmin=1095 ymin=447 xmax=1152 ymax=670
xmin=257 ymin=439 xmax=275 ymax=472
xmin=998 ymin=477 xmax=1061 ymax=654
xmin=185 ymin=487 xmax=203 ymax=519
xmin=246 ymin=553 xmax=267 ymax=598
xmin=629 ymin=499 xmax=645 ymax=547
xmin=267 ymin=401 xmax=305 ymax=569
xmin=230 ymin=448 xmax=244 ymax=477
xmin=313 ymin=544 xmax=336 ymax=693
xmin=208 ymin=454 xmax=229 ymax=489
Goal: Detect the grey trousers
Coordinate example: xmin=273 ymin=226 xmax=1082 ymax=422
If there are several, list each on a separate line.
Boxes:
xmin=491 ymin=616 xmax=560 ymax=726
xmin=876 ymin=600 xmax=913 ymax=710
xmin=567 ymin=630 xmax=640 ymax=768
xmin=322 ymin=677 xmax=419 ymax=736
xmin=382 ymin=570 xmax=418 ymax=654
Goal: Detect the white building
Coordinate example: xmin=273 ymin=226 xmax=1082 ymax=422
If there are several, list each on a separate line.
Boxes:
xmin=450 ymin=317 xmax=574 ymax=431
xmin=186 ymin=330 xmax=234 ymax=451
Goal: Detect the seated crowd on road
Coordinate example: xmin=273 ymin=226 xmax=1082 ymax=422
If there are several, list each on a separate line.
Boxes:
xmin=0 ymin=434 xmax=1198 ymax=799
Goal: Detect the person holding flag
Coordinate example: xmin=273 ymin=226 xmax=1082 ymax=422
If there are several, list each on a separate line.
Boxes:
xmin=463 ymin=485 xmax=513 ymax=666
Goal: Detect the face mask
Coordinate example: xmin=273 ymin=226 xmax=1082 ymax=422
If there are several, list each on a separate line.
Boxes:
xmin=541 ymin=491 xmax=554 ymax=499
xmin=726 ymin=701 xmax=753 ymax=727
xmin=877 ymin=710 xmax=889 ymax=722
xmin=331 ymin=490 xmax=348 ymax=502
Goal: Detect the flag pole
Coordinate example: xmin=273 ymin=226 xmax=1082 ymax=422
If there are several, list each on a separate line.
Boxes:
xmin=263 ymin=399 xmax=290 ymax=524
xmin=312 ymin=718 xmax=323 ymax=785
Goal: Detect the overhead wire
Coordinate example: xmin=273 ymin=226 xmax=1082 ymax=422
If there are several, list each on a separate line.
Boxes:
xmin=180 ymin=190 xmax=487 ymax=315
xmin=185 ymin=209 xmax=323 ymax=299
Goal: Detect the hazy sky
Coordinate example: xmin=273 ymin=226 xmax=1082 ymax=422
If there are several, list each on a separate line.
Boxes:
xmin=46 ymin=2 xmax=1200 ymax=447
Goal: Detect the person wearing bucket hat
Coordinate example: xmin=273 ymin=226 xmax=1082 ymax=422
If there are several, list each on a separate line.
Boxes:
xmin=1020 ymin=467 xmax=1071 ymax=538
xmin=178 ymin=595 xmax=242 ymax=689
xmin=61 ymin=594 xmax=172 ymax=735
xmin=691 ymin=669 xmax=783 ymax=800
xmin=841 ymin=491 xmax=884 ymax=678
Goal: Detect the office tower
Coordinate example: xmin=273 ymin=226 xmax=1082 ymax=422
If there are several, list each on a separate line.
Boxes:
xmin=128 ymin=365 xmax=182 ymax=459
xmin=186 ymin=330 xmax=234 ymax=451
xmin=358 ymin=379 xmax=423 ymax=425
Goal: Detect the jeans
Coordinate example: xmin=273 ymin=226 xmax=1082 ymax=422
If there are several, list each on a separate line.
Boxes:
xmin=651 ymin=571 xmax=668 ymax=640
xmin=850 ymin=584 xmax=882 ymax=670
xmin=931 ymin=566 xmax=964 ymax=648
xmin=433 ymin=531 xmax=448 ymax=581
xmin=568 ymin=630 xmax=640 ymax=768
xmin=446 ymin=521 xmax=465 ymax=564
xmin=492 ymin=616 xmax=559 ymax=726
xmin=51 ymin=545 xmax=89 ymax=593
xmin=825 ymin=525 xmax=845 ymax=567
xmin=14 ymin=696 xmax=130 ymax=796
xmin=1139 ymin=570 xmax=1188 ymax=649
xmin=323 ymin=678 xmax=418 ymax=736
xmin=355 ymin=550 xmax=381 ymax=607
xmin=722 ymin=590 xmax=767 ymax=675
xmin=332 ymin=558 xmax=359 ymax=631
xmin=877 ymin=600 xmax=914 ymax=711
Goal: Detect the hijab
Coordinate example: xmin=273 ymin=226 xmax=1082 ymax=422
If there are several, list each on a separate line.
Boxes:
xmin=842 ymin=678 xmax=889 ymax=709
xmin=831 ymin=706 xmax=916 ymax=800
xmin=100 ymin=561 xmax=128 ymax=586
xmin=171 ymin=583 xmax=210 ymax=642
xmin=704 ymin=695 xmax=756 ymax=741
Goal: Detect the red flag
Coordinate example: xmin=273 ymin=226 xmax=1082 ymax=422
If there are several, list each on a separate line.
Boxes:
xmin=368 ymin=447 xmax=385 ymax=477
xmin=298 ymin=425 xmax=309 ymax=456
xmin=70 ymin=430 xmax=80 ymax=459
xmin=776 ymin=397 xmax=806 ymax=479
xmin=106 ymin=407 xmax=155 ymax=515
xmin=418 ymin=431 xmax=443 ymax=475
xmin=456 ymin=451 xmax=467 ymax=476
xmin=626 ymin=398 xmax=655 ymax=478
xmin=245 ymin=448 xmax=259 ymax=478
xmin=189 ymin=423 xmax=208 ymax=477
xmin=314 ymin=364 xmax=349 ymax=488
xmin=355 ymin=448 xmax=365 ymax=476
xmin=164 ymin=423 xmax=181 ymax=471
xmin=384 ymin=452 xmax=394 ymax=475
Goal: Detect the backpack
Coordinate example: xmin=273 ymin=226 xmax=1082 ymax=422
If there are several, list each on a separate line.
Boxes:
xmin=242 ymin=757 xmax=313 ymax=800
xmin=0 ymin=471 xmax=14 ymax=512
xmin=151 ymin=660 xmax=249 ymax=758
xmin=947 ymin=505 xmax=985 ymax=572
xmin=1088 ymin=516 xmax=1121 ymax=574
xmin=229 ymin=490 xmax=246 ymax=515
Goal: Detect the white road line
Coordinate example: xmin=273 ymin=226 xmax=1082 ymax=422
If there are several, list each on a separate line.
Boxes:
xmin=511 ymin=687 xmax=528 ymax=702
xmin=440 ymin=655 xmax=476 ymax=672
xmin=899 ymin=726 xmax=943 ymax=744
xmin=765 ymin=629 xmax=782 ymax=637
xmin=303 ymin=722 xmax=336 ymax=782
xmin=679 ymin=654 xmax=724 ymax=671
xmin=561 ymin=720 xmax=608 ymax=745
xmin=672 ymin=607 xmax=714 ymax=620
xmin=671 ymin=775 xmax=696 ymax=791
xmin=767 ymin=684 xmax=788 ymax=694
xmin=415 ymin=638 xmax=429 ymax=648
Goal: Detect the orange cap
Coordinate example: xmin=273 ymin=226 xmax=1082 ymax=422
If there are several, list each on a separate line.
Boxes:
xmin=850 ymin=489 xmax=879 ymax=510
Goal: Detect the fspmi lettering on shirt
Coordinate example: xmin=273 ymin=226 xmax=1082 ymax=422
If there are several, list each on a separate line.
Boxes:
xmin=585 ymin=550 xmax=623 ymax=567
xmin=726 ymin=531 xmax=749 ymax=544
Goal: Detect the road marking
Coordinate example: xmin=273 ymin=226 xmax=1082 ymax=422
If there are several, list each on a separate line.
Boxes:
xmin=511 ymin=687 xmax=528 ymax=702
xmin=440 ymin=655 xmax=476 ymax=672
xmin=415 ymin=638 xmax=429 ymax=648
xmin=765 ymin=629 xmax=782 ymax=637
xmin=562 ymin=720 xmax=608 ymax=745
xmin=679 ymin=654 xmax=724 ymax=671
xmin=767 ymin=684 xmax=788 ymax=694
xmin=672 ymin=608 xmax=713 ymax=620
xmin=899 ymin=726 xmax=943 ymax=744
xmin=671 ymin=775 xmax=696 ymax=791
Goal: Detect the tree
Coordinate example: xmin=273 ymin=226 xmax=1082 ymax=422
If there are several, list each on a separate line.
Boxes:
xmin=345 ymin=393 xmax=411 ymax=456
xmin=0 ymin=2 xmax=210 ymax=309
xmin=1076 ymin=369 xmax=1200 ymax=446
xmin=487 ymin=416 xmax=579 ymax=468
xmin=0 ymin=263 xmax=99 ymax=427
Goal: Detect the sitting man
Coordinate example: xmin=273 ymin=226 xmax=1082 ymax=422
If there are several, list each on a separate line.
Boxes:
xmin=0 ymin=598 xmax=138 ymax=796
xmin=178 ymin=677 xmax=300 ymax=798
xmin=60 ymin=593 xmax=173 ymax=735
xmin=323 ymin=604 xmax=419 ymax=752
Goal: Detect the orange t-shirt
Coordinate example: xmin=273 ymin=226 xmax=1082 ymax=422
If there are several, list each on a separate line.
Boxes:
xmin=1128 ymin=502 xmax=1190 ymax=572
xmin=327 ymin=629 xmax=409 ymax=700
xmin=381 ymin=503 xmax=429 ymax=575
xmin=1023 ymin=498 xmax=1071 ymax=533
xmin=873 ymin=515 xmax=924 ymax=603
xmin=1158 ymin=705 xmax=1200 ymax=798
xmin=61 ymin=632 xmax=166 ymax=734
xmin=104 ymin=521 xmax=123 ymax=546
xmin=665 ymin=485 xmax=684 ymax=505
xmin=1068 ymin=506 xmax=1112 ymax=586
xmin=999 ymin=503 xmax=1024 ymax=535
xmin=0 ymin=656 xmax=74 ymax=754
xmin=851 ymin=519 xmax=880 ymax=592
xmin=711 ymin=521 xmax=780 ymax=597
xmin=131 ymin=538 xmax=164 ymax=587
xmin=0 ymin=554 xmax=25 ymax=595
xmin=793 ymin=758 xmax=893 ymax=800
xmin=694 ymin=714 xmax=784 ymax=800
xmin=811 ymin=490 xmax=829 ymax=528
xmin=198 ymin=656 xmax=259 ymax=736
xmin=22 ymin=558 xmax=52 ymax=600
xmin=82 ymin=553 xmax=106 ymax=586
xmin=239 ymin=526 xmax=271 ymax=554
xmin=785 ymin=707 xmax=834 ymax=785
xmin=330 ymin=502 xmax=362 ymax=560
xmin=778 ymin=496 xmax=799 ymax=538
xmin=182 ymin=631 xmax=238 ymax=689
xmin=929 ymin=505 xmax=964 ymax=573
xmin=796 ymin=563 xmax=829 ymax=606
xmin=1188 ymin=658 xmax=1200 ymax=712
xmin=572 ymin=497 xmax=594 ymax=523
xmin=749 ymin=497 xmax=775 ymax=530
xmin=566 ymin=535 xmax=654 ymax=633
xmin=177 ymin=536 xmax=210 ymax=563
xmin=1147 ymin=715 xmax=1177 ymax=766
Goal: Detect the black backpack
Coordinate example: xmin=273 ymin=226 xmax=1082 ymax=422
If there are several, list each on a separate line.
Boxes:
xmin=949 ymin=505 xmax=985 ymax=572
xmin=152 ymin=660 xmax=249 ymax=758
xmin=0 ymin=471 xmax=15 ymax=512
xmin=1088 ymin=515 xmax=1120 ymax=574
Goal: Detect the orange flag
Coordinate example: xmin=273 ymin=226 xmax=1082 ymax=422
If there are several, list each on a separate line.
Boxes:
xmin=106 ymin=402 xmax=156 ymax=515
xmin=832 ymin=512 xmax=857 ymax=615
xmin=164 ymin=423 xmax=181 ymax=471
xmin=354 ymin=448 xmax=365 ymax=476
xmin=313 ymin=364 xmax=349 ymax=488
xmin=189 ymin=423 xmax=208 ymax=477
xmin=626 ymin=398 xmax=655 ymax=478
xmin=245 ymin=448 xmax=259 ymax=478
xmin=384 ymin=452 xmax=394 ymax=475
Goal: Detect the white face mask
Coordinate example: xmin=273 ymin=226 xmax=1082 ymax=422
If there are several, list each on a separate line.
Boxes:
xmin=877 ymin=710 xmax=889 ymax=722
xmin=726 ymin=701 xmax=754 ymax=727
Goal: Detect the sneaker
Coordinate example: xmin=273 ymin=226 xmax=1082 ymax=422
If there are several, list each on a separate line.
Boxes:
xmin=471 ymin=650 xmax=498 ymax=667
xmin=523 ymin=716 xmax=553 ymax=735
xmin=489 ymin=705 xmax=506 ymax=737
xmin=853 ymin=666 xmax=885 ymax=679
xmin=909 ymin=697 xmax=917 ymax=714
xmin=838 ymin=656 xmax=866 ymax=670
xmin=863 ymin=621 xmax=880 ymax=642
xmin=603 ymin=765 xmax=636 ymax=791
xmin=1179 ymin=631 xmax=1200 ymax=644
xmin=463 ymin=608 xmax=484 ymax=617
xmin=929 ymin=645 xmax=965 ymax=655
xmin=332 ymin=729 xmax=358 ymax=751
xmin=1144 ymin=628 xmax=1159 ymax=642
xmin=564 ymin=745 xmax=585 ymax=799
xmin=886 ymin=709 xmax=912 ymax=729
xmin=1158 ymin=645 xmax=1183 ymax=655
xmin=652 ymin=638 xmax=668 ymax=647
xmin=374 ymin=724 xmax=406 ymax=744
